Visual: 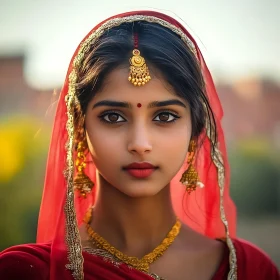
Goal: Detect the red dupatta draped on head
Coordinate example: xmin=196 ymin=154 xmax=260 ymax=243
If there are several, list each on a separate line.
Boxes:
xmin=37 ymin=10 xmax=237 ymax=280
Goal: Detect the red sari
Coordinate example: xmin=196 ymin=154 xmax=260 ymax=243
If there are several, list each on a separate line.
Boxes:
xmin=0 ymin=239 xmax=279 ymax=279
xmin=0 ymin=10 xmax=278 ymax=280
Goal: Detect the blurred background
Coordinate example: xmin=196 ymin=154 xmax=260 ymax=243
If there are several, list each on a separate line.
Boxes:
xmin=0 ymin=0 xmax=279 ymax=268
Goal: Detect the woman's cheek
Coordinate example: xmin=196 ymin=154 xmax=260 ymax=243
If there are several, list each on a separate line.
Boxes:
xmin=87 ymin=132 xmax=122 ymax=159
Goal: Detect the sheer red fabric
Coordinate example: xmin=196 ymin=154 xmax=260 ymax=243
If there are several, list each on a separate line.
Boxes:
xmin=35 ymin=10 xmax=236 ymax=280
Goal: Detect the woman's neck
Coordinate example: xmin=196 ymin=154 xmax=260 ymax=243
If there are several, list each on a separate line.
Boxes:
xmin=91 ymin=176 xmax=176 ymax=258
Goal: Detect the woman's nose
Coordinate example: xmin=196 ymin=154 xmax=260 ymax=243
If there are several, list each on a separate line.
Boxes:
xmin=127 ymin=124 xmax=152 ymax=156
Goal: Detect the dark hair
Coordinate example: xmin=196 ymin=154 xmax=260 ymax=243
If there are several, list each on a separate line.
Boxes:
xmin=74 ymin=21 xmax=217 ymax=146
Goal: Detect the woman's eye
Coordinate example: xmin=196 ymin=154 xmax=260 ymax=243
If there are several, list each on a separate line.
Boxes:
xmin=101 ymin=113 xmax=126 ymax=123
xmin=153 ymin=112 xmax=179 ymax=123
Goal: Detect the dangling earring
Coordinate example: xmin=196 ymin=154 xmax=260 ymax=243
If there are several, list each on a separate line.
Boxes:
xmin=180 ymin=140 xmax=204 ymax=194
xmin=74 ymin=141 xmax=94 ymax=198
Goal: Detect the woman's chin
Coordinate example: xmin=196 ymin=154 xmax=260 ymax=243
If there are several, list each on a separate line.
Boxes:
xmin=117 ymin=185 xmax=164 ymax=198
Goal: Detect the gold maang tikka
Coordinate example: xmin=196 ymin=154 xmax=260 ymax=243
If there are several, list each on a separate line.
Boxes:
xmin=128 ymin=33 xmax=151 ymax=86
xmin=73 ymin=141 xmax=94 ymax=198
xmin=180 ymin=140 xmax=204 ymax=194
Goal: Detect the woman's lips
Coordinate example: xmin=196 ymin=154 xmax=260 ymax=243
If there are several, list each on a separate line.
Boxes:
xmin=123 ymin=162 xmax=157 ymax=178
xmin=125 ymin=168 xmax=156 ymax=178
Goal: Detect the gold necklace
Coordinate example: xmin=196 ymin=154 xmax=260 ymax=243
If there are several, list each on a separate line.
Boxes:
xmin=84 ymin=208 xmax=181 ymax=272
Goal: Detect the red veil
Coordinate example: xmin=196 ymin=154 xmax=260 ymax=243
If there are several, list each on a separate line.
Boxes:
xmin=37 ymin=11 xmax=237 ymax=280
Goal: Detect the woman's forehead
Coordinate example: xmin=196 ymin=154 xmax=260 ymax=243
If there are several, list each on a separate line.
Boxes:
xmin=93 ymin=67 xmax=178 ymax=102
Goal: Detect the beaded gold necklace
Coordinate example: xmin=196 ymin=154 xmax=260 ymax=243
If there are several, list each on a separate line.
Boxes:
xmin=84 ymin=209 xmax=181 ymax=272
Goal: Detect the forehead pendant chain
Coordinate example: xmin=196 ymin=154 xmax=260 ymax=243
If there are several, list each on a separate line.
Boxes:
xmin=128 ymin=32 xmax=151 ymax=86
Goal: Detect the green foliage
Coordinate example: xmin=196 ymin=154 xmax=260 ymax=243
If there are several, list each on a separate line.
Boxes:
xmin=0 ymin=116 xmax=50 ymax=250
xmin=229 ymin=139 xmax=280 ymax=217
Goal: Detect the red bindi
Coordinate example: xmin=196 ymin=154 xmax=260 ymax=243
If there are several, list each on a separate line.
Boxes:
xmin=137 ymin=103 xmax=142 ymax=108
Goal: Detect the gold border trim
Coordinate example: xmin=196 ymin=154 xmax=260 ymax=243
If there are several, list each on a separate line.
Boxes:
xmin=83 ymin=247 xmax=166 ymax=279
xmin=64 ymin=14 xmax=237 ymax=280
xmin=64 ymin=70 xmax=84 ymax=280
xmin=206 ymin=121 xmax=237 ymax=280
xmin=72 ymin=15 xmax=198 ymax=69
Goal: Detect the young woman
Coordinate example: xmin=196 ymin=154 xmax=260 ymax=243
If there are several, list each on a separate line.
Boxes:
xmin=0 ymin=10 xmax=279 ymax=280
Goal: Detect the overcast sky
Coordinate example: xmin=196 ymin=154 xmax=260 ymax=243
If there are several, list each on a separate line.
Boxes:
xmin=0 ymin=0 xmax=279 ymax=88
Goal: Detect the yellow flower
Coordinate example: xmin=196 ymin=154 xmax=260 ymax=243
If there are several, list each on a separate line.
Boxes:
xmin=0 ymin=131 xmax=24 ymax=182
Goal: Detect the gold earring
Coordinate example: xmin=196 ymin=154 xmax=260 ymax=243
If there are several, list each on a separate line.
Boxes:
xmin=180 ymin=140 xmax=204 ymax=194
xmin=74 ymin=141 xmax=94 ymax=198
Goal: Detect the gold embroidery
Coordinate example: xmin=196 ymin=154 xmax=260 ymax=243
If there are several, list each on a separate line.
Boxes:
xmin=206 ymin=120 xmax=237 ymax=280
xmin=83 ymin=247 xmax=123 ymax=268
xmin=72 ymin=15 xmax=198 ymax=71
xmin=83 ymin=247 xmax=166 ymax=279
xmin=64 ymin=71 xmax=84 ymax=280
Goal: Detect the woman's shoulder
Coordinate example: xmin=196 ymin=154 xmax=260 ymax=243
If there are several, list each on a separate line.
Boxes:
xmin=233 ymin=238 xmax=279 ymax=279
xmin=0 ymin=242 xmax=51 ymax=280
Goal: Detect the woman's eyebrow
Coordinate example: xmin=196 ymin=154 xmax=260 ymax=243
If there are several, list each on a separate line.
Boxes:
xmin=92 ymin=99 xmax=187 ymax=109
xmin=148 ymin=99 xmax=187 ymax=108
xmin=92 ymin=100 xmax=131 ymax=109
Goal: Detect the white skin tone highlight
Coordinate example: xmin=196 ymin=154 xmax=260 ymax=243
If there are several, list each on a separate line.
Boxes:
xmin=81 ymin=67 xmax=224 ymax=279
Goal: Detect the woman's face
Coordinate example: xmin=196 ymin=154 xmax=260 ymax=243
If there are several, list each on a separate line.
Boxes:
xmin=85 ymin=67 xmax=192 ymax=197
